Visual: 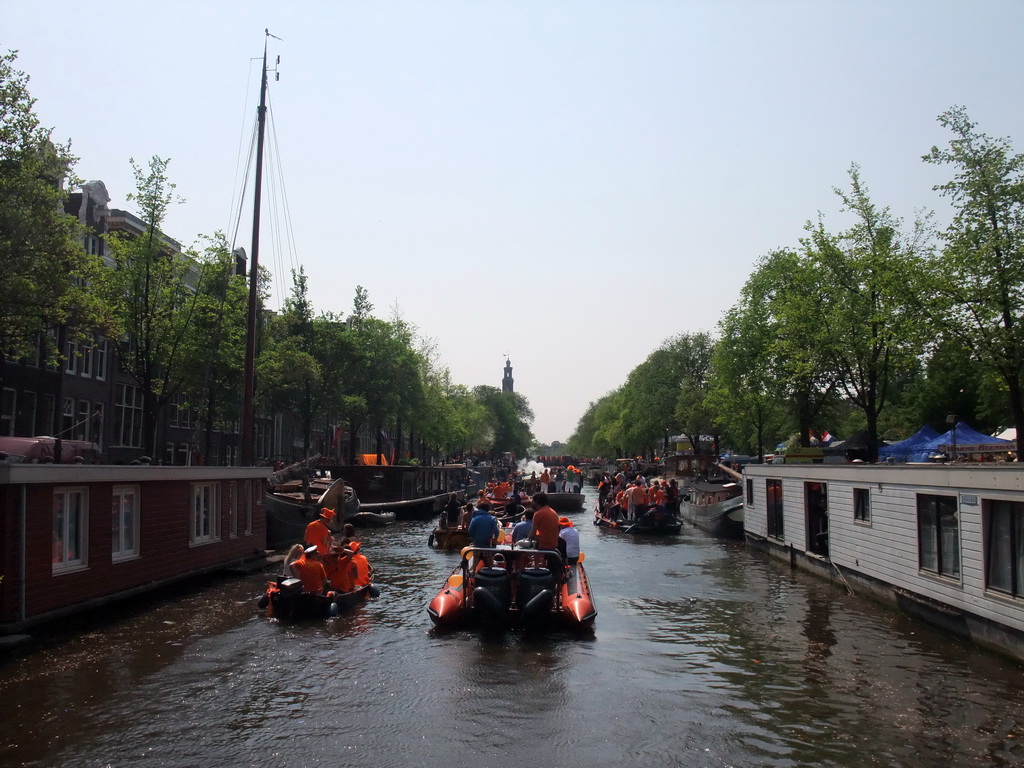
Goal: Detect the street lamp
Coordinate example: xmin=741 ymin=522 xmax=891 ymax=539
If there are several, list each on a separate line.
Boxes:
xmin=946 ymin=414 xmax=958 ymax=461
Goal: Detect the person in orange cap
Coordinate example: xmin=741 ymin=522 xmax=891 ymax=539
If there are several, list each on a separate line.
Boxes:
xmin=304 ymin=507 xmax=335 ymax=555
xmin=557 ymin=516 xmax=580 ymax=565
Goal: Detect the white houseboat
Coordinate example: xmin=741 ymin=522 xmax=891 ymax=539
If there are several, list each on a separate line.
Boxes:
xmin=743 ymin=462 xmax=1024 ymax=662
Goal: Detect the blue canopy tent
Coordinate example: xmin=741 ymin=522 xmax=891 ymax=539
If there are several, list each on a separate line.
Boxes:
xmin=877 ymin=425 xmax=941 ymax=462
xmin=914 ymin=422 xmax=1015 ymax=462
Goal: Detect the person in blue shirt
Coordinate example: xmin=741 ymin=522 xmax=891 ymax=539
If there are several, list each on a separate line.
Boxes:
xmin=468 ymin=501 xmax=499 ymax=547
xmin=511 ymin=507 xmax=534 ymax=544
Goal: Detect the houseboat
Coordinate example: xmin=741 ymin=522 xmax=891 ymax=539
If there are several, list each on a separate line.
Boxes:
xmin=742 ymin=462 xmax=1024 ymax=663
xmin=678 ymin=479 xmax=745 ymax=539
xmin=0 ymin=463 xmax=268 ymax=637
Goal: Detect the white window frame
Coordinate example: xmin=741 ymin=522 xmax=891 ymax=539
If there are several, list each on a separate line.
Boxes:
xmin=53 ymin=486 xmax=89 ymax=573
xmin=112 ymin=485 xmax=141 ymax=562
xmin=95 ymin=337 xmax=108 ymax=381
xmin=80 ymin=337 xmax=94 ymax=378
xmin=190 ymin=482 xmax=221 ymax=546
xmin=64 ymin=336 xmax=78 ymax=374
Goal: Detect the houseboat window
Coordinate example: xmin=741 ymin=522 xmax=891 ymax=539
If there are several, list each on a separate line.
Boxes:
xmin=227 ymin=481 xmax=238 ymax=538
xmin=917 ymin=494 xmax=960 ymax=579
xmin=746 ymin=479 xmax=753 ymax=505
xmin=190 ymin=482 xmax=221 ymax=545
xmin=985 ymin=499 xmax=1024 ymax=597
xmin=112 ymin=485 xmax=140 ymax=561
xmin=854 ymin=488 xmax=871 ymax=523
xmin=53 ymin=487 xmax=88 ymax=572
xmin=766 ymin=479 xmax=784 ymax=539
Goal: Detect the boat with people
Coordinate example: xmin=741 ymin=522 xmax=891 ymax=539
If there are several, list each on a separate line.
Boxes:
xmin=427 ymin=545 xmax=596 ymax=633
xmin=678 ymin=478 xmax=745 ymax=539
xmin=593 ymin=503 xmax=682 ymax=535
xmin=258 ymin=578 xmax=374 ymax=622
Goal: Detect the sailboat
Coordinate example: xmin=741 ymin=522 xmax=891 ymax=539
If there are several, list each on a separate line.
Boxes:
xmin=236 ymin=32 xmax=361 ymax=548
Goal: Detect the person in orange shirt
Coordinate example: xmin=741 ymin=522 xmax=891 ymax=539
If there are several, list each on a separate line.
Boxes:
xmin=291 ymin=545 xmax=329 ymax=593
xmin=614 ymin=488 xmax=628 ymax=521
xmin=649 ymin=481 xmax=665 ymax=508
xmin=350 ymin=541 xmax=374 ymax=587
xmin=323 ymin=542 xmax=355 ymax=592
xmin=529 ymin=492 xmax=560 ymax=551
xmin=304 ymin=507 xmax=335 ymax=555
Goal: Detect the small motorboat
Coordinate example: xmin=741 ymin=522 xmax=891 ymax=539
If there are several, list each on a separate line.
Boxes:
xmin=427 ymin=546 xmax=596 ymax=633
xmin=593 ymin=502 xmax=681 ymax=535
xmin=258 ymin=577 xmax=376 ymax=622
xmin=428 ymin=525 xmax=471 ymax=550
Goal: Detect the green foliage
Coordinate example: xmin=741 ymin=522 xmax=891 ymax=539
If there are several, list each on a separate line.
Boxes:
xmin=0 ymin=49 xmax=105 ymax=364
xmin=798 ymin=166 xmax=930 ymax=460
xmin=101 ymin=155 xmax=194 ymax=455
xmin=922 ymin=106 xmax=1024 ymax=442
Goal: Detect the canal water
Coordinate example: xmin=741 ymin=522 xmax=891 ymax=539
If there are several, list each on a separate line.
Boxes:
xmin=2 ymin=486 xmax=1024 ymax=768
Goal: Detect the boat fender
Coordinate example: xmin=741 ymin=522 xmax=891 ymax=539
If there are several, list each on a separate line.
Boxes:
xmin=428 ymin=532 xmax=436 ymax=547
xmin=328 ymin=601 xmax=339 ymax=617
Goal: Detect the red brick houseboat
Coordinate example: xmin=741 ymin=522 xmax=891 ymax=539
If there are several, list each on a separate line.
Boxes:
xmin=0 ymin=463 xmax=268 ymax=634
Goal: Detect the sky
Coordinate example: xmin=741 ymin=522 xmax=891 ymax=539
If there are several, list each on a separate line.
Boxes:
xmin=6 ymin=1 xmax=1024 ymax=444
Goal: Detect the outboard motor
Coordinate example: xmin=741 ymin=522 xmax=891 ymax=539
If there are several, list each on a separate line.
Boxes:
xmin=517 ymin=567 xmax=555 ymax=629
xmin=473 ymin=567 xmax=512 ymax=627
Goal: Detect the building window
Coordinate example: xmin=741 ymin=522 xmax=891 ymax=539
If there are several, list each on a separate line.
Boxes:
xmin=227 ymin=481 xmax=238 ymax=538
xmin=985 ymin=499 xmax=1024 ymax=597
xmin=91 ymin=404 xmax=104 ymax=450
xmin=80 ymin=337 xmax=94 ymax=378
xmin=854 ymin=487 xmax=871 ymax=523
xmin=42 ymin=394 xmax=55 ymax=436
xmin=115 ymin=384 xmax=144 ymax=448
xmin=245 ymin=480 xmax=254 ymax=535
xmin=112 ymin=485 xmax=140 ymax=561
xmin=746 ymin=478 xmax=753 ymax=505
xmin=64 ymin=337 xmax=78 ymax=374
xmin=917 ymin=494 xmax=960 ymax=579
xmin=1 ymin=388 xmax=14 ymax=436
xmin=53 ymin=487 xmax=88 ymax=572
xmin=76 ymin=400 xmax=91 ymax=441
xmin=95 ymin=337 xmax=108 ymax=381
xmin=62 ymin=397 xmax=74 ymax=439
xmin=766 ymin=479 xmax=784 ymax=539
xmin=190 ymin=482 xmax=221 ymax=545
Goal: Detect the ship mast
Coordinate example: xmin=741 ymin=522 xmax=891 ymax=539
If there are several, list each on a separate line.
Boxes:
xmin=241 ymin=31 xmax=275 ymax=465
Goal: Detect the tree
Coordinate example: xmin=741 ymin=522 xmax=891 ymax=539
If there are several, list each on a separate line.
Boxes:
xmin=102 ymin=156 xmax=193 ymax=457
xmin=709 ymin=302 xmax=787 ymax=460
xmin=177 ymin=233 xmax=249 ymax=462
xmin=800 ymin=166 xmax=930 ymax=461
xmin=0 ymin=50 xmax=105 ymax=367
xmin=922 ymin=107 xmax=1024 ymax=448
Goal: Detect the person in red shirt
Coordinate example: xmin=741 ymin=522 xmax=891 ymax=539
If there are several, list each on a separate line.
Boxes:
xmin=291 ymin=545 xmax=328 ymax=593
xmin=304 ymin=507 xmax=336 ymax=555
xmin=530 ymin=492 xmax=560 ymax=551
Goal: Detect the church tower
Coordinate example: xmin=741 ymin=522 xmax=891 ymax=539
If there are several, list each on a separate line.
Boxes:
xmin=502 ymin=357 xmax=514 ymax=392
